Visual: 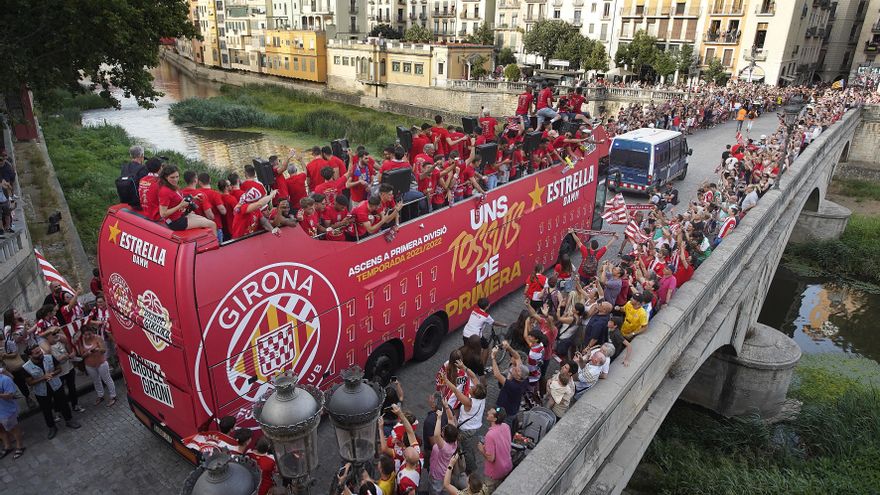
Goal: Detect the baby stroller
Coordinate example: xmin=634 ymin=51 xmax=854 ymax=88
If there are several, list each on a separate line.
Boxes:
xmin=511 ymin=406 xmax=556 ymax=467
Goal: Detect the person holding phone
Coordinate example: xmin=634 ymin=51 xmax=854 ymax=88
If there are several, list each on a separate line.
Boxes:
xmin=477 ymin=407 xmax=513 ymax=492
xmin=22 ymin=345 xmax=81 ymax=439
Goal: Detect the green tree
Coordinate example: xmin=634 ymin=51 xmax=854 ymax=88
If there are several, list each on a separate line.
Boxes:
xmin=652 ymin=50 xmax=677 ymax=81
xmin=0 ymin=0 xmax=198 ymax=108
xmin=403 ymin=25 xmax=433 ymax=43
xmin=466 ymin=22 xmax=496 ymax=46
xmin=522 ymin=20 xmax=574 ymax=68
xmin=369 ymin=23 xmax=402 ymax=39
xmin=469 ymin=55 xmax=489 ymax=79
xmin=614 ymin=42 xmax=632 ymax=68
xmin=554 ymin=29 xmax=589 ymax=69
xmin=703 ymin=57 xmax=728 ymax=84
xmin=503 ymin=63 xmax=521 ymax=81
xmin=627 ymin=30 xmax=660 ymax=78
xmin=581 ymin=40 xmax=610 ymax=72
xmin=675 ymin=44 xmax=696 ymax=75
xmin=498 ymin=47 xmax=517 ymax=66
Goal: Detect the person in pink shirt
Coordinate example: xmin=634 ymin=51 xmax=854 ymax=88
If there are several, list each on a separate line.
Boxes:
xmin=657 ymin=265 xmax=678 ymax=310
xmin=478 ymin=406 xmax=512 ymax=491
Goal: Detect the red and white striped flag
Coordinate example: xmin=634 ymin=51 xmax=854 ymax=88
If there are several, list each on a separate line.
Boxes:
xmin=624 ymin=219 xmax=649 ymax=244
xmin=735 ymin=131 xmax=744 ymax=146
xmin=34 ymin=248 xmax=74 ymax=295
xmin=601 ymin=193 xmax=628 ymax=224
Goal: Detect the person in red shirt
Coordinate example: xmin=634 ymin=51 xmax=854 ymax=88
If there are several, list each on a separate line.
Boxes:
xmin=409 ymin=125 xmax=429 ymax=163
xmin=567 ymin=86 xmax=589 ymax=123
xmin=320 ymin=146 xmax=347 ymax=177
xmin=268 ymin=155 xmax=289 ymax=204
xmin=240 ymin=164 xmax=267 ymax=197
xmin=524 ymin=263 xmax=549 ymax=311
xmin=322 ymin=195 xmax=352 ymax=241
xmin=313 ymin=166 xmax=347 ymax=205
xmin=226 ymin=172 xmax=244 ymax=200
xmin=448 ymin=125 xmax=467 ymax=158
xmin=246 ymin=437 xmax=277 ymax=495
xmin=347 ymin=196 xmax=401 ymax=240
xmin=346 ymin=147 xmax=376 ymax=204
xmin=305 ymin=146 xmax=329 ymax=189
xmin=571 ymin=230 xmax=616 ymax=285
xmin=478 ymin=108 xmax=499 ymax=142
xmin=417 ymin=156 xmax=453 ymax=211
xmin=217 ymin=179 xmax=240 ymax=238
xmin=536 ymin=82 xmax=560 ymax=129
xmin=197 ymin=173 xmax=227 ymax=239
xmin=231 ymin=186 xmax=277 ymax=239
xmin=296 ymin=197 xmax=322 ymax=238
xmin=180 ymin=170 xmax=215 ymax=222
xmin=157 ymin=166 xmax=217 ymax=234
xmin=138 ymin=158 xmax=162 ymax=221
xmin=378 ymin=146 xmax=411 ymax=182
xmin=516 ymin=84 xmax=535 ymax=129
xmin=269 ymin=198 xmax=299 ymax=229
xmin=447 ymin=152 xmax=485 ymax=202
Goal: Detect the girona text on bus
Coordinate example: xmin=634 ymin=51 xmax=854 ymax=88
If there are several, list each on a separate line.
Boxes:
xmin=97 ymin=127 xmax=611 ymax=460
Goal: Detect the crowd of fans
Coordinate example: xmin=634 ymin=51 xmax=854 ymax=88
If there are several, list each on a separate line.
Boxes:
xmin=2 ymin=78 xmax=877 ymax=493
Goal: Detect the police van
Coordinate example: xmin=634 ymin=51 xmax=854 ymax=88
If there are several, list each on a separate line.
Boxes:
xmin=607 ymin=128 xmax=692 ymax=194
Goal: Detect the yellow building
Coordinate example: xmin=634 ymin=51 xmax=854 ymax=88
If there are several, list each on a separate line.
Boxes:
xmin=197 ymin=0 xmax=222 ymax=67
xmin=700 ymin=0 xmax=752 ymax=78
xmin=617 ymin=0 xmax=704 ymax=52
xmin=264 ymin=30 xmax=328 ymax=82
xmin=326 ymin=39 xmax=492 ymax=93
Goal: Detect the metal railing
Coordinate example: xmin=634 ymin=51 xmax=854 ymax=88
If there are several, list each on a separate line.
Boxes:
xmin=704 ymin=30 xmax=741 ymax=43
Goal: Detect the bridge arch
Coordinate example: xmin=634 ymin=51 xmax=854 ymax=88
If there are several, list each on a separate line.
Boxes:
xmin=839 ymin=141 xmax=850 ymax=162
xmin=803 ymin=187 xmax=820 ymax=213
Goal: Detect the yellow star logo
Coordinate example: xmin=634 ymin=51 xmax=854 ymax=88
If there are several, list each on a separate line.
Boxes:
xmin=527 ymin=178 xmax=545 ymax=211
xmin=108 ymin=221 xmax=121 ymax=245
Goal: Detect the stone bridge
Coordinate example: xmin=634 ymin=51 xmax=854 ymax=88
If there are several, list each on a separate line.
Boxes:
xmin=496 ymin=107 xmax=864 ymax=495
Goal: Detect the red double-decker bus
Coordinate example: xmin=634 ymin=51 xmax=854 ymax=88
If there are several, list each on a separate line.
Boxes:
xmin=97 ymin=128 xmax=610 ymax=459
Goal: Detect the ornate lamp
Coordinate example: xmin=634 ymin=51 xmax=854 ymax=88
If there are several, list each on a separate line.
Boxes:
xmin=324 ymin=366 xmax=385 ymax=465
xmin=253 ymin=372 xmax=324 ymax=490
xmin=783 ymin=94 xmax=806 ymax=127
xmin=180 ymin=450 xmax=260 ymax=495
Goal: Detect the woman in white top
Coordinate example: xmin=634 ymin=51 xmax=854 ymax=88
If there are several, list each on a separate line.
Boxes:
xmin=42 ymin=332 xmax=84 ymax=413
xmin=441 ymin=360 xmax=486 ymax=475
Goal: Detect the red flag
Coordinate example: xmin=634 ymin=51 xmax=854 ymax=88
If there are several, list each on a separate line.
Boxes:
xmin=34 ymin=248 xmax=74 ymax=295
xmin=625 ymin=219 xmax=648 ymax=244
xmin=601 ymin=193 xmax=628 ymax=225
xmin=735 ymin=131 xmax=744 ymax=146
xmin=182 ymin=431 xmax=238 ymax=455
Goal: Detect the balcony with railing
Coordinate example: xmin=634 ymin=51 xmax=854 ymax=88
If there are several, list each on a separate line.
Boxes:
xmin=756 ymin=1 xmax=774 ymax=15
xmin=872 ymin=20 xmax=880 ymax=34
xmin=710 ymin=1 xmax=744 ymax=15
xmin=704 ymin=30 xmax=741 ymax=44
xmin=419 ymin=12 xmax=427 ymax=20
xmin=865 ymin=41 xmax=879 ymax=53
xmin=747 ymin=47 xmax=768 ymax=61
xmin=434 ymin=8 xmax=454 ymax=17
xmin=572 ymin=0 xmax=584 ymax=5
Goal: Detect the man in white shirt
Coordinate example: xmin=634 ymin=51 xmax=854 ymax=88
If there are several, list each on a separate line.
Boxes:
xmin=741 ymin=185 xmax=760 ymax=213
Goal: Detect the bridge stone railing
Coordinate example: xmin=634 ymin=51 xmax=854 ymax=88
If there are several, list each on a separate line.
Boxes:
xmin=436 ymin=79 xmax=688 ymax=102
xmin=496 ymin=108 xmax=861 ymax=495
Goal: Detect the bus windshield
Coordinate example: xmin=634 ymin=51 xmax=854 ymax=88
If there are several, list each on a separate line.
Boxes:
xmin=610 ymin=149 xmax=649 ymax=170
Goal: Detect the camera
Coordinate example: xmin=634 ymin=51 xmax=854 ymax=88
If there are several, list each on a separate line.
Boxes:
xmin=182 ymin=195 xmax=197 ymax=214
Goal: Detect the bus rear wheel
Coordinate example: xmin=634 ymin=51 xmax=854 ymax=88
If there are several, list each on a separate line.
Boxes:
xmin=413 ymin=314 xmax=446 ymax=361
xmin=365 ymin=343 xmax=400 ymax=385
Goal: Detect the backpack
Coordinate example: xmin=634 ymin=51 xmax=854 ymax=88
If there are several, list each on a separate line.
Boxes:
xmin=543 ymin=287 xmax=561 ymax=316
xmin=579 ymin=249 xmax=599 ymax=277
xmin=116 ymin=175 xmax=140 ymax=208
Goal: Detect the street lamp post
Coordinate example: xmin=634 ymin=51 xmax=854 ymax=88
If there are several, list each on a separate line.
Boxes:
xmin=253 ymin=373 xmax=324 ymax=494
xmin=180 ymin=450 xmax=262 ymax=495
xmin=324 ymin=366 xmax=385 ymax=488
xmin=777 ymin=94 xmax=806 ymax=188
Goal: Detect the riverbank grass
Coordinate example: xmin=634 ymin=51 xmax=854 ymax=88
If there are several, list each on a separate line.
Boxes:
xmin=783 ymin=213 xmax=880 ymax=287
xmin=40 ymin=111 xmax=223 ymax=256
xmin=630 ymin=354 xmax=880 ymax=495
xmin=168 ymin=84 xmax=422 ymax=150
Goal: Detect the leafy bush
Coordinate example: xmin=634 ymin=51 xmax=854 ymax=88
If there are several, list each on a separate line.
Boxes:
xmin=637 ymin=355 xmax=880 ymax=494
xmin=783 ymin=214 xmax=880 ymax=286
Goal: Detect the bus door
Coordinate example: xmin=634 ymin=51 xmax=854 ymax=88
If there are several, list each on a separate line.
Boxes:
xmin=609 ymin=140 xmax=651 ymax=192
xmin=668 ymin=136 xmax=684 ymax=179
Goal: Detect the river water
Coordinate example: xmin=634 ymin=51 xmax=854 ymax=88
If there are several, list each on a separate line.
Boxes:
xmin=81 ymin=59 xmax=292 ymax=171
xmin=759 ymin=267 xmax=880 ymax=363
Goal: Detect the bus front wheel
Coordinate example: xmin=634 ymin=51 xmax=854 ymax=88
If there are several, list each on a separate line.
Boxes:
xmin=413 ymin=314 xmax=446 ymax=361
xmin=365 ymin=343 xmax=400 ymax=385
xmin=678 ymin=165 xmax=688 ymax=180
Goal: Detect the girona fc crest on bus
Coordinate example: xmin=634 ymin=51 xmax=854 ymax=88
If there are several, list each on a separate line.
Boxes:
xmin=195 ymin=262 xmax=342 ymax=417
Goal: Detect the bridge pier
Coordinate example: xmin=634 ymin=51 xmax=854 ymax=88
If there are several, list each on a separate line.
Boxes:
xmin=680 ymin=323 xmax=801 ymax=419
xmin=788 ymin=198 xmax=852 ymax=243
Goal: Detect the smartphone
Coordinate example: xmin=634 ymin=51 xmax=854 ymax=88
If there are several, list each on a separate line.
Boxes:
xmin=390 ymin=375 xmax=398 ymax=383
xmin=337 ymin=466 xmax=347 ymax=477
xmin=433 ymin=392 xmax=444 ymax=407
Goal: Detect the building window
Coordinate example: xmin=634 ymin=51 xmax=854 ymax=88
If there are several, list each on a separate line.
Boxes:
xmin=705 ymin=47 xmax=715 ymax=62
xmin=310 ymin=59 xmax=315 ymax=72
xmin=403 ymin=62 xmax=412 ymax=73
xmin=603 ymin=3 xmax=610 ymax=17
xmin=285 ymin=57 xmax=290 ymax=70
xmin=392 ymin=61 xmax=401 ymax=71
xmin=343 ymin=56 xmax=350 ymax=65
xmin=675 ymin=2 xmax=685 ymax=15
xmin=334 ymin=56 xmax=341 ymax=64
xmin=591 ymin=2 xmax=596 ymax=12
xmin=294 ymin=57 xmax=299 ymax=70
xmin=553 ymin=9 xmax=560 ymax=18
xmin=589 ymin=23 xmax=594 ymax=33
xmin=600 ymin=23 xmax=608 ymax=40
xmin=574 ymin=10 xmax=581 ymax=22
xmin=380 ymin=59 xmax=386 ymax=76
xmin=438 ymin=62 xmax=444 ymax=74
xmin=415 ymin=63 xmax=424 ymax=74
